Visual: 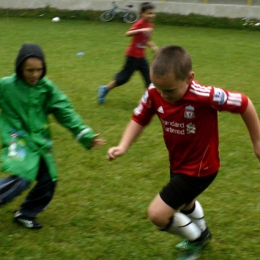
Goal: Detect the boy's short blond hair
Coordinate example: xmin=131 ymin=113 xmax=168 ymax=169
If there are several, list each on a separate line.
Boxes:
xmin=151 ymin=46 xmax=192 ymax=80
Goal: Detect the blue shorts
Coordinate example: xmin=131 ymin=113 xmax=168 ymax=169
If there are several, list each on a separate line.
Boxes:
xmin=159 ymin=171 xmax=218 ymax=210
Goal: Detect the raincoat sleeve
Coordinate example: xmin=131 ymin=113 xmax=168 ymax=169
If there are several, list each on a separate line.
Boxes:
xmin=0 ymin=78 xmax=4 ymax=108
xmin=46 ymin=82 xmax=95 ymax=149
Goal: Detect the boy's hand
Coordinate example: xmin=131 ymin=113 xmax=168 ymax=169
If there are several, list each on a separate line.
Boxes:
xmin=107 ymin=146 xmax=126 ymax=161
xmin=253 ymin=142 xmax=260 ymax=162
xmin=90 ymin=134 xmax=106 ymax=148
xmin=151 ymin=45 xmax=159 ymax=53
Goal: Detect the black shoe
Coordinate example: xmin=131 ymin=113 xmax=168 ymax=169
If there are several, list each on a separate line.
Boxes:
xmin=14 ymin=211 xmax=42 ymax=229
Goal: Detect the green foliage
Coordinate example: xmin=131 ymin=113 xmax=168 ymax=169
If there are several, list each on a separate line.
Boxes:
xmin=1 ymin=7 xmax=260 ymax=30
xmin=155 ymin=12 xmax=250 ymax=30
xmin=0 ymin=17 xmax=260 ymax=259
xmin=0 ymin=7 xmax=100 ymax=21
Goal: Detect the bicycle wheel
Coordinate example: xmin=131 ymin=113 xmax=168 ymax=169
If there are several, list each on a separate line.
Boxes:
xmin=123 ymin=11 xmax=140 ymax=24
xmin=100 ymin=10 xmax=116 ymax=22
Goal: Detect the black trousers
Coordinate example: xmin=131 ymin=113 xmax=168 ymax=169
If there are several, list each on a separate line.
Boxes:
xmin=0 ymin=158 xmax=57 ymax=218
xmin=115 ymin=55 xmax=151 ymax=88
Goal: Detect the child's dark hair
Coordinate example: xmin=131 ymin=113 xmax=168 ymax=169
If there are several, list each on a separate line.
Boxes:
xmin=151 ymin=46 xmax=192 ymax=81
xmin=140 ymin=2 xmax=155 ymax=13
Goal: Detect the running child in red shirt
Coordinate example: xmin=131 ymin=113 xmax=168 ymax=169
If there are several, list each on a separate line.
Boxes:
xmin=98 ymin=2 xmax=158 ymax=104
xmin=107 ymin=46 xmax=260 ymax=260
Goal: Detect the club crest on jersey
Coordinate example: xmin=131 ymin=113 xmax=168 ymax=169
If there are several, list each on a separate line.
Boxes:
xmin=184 ymin=105 xmax=195 ymax=119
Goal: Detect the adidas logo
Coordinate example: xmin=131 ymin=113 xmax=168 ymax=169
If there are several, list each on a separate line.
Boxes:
xmin=157 ymin=106 xmax=164 ymax=113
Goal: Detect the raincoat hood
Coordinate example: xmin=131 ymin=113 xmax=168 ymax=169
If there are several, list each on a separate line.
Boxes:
xmin=15 ymin=43 xmax=46 ymax=79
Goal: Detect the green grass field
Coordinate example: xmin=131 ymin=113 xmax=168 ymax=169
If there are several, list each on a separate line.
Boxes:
xmin=0 ymin=17 xmax=260 ymax=260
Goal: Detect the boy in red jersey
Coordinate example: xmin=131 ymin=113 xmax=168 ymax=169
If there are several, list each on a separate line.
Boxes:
xmin=98 ymin=2 xmax=158 ymax=104
xmin=107 ymin=46 xmax=260 ymax=259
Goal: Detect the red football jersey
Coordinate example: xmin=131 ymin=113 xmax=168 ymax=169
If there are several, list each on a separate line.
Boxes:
xmin=132 ymin=81 xmax=248 ymax=177
xmin=126 ymin=19 xmax=154 ymax=58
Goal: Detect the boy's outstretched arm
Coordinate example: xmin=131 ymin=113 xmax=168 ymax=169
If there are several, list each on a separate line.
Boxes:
xmin=241 ymin=98 xmax=260 ymax=161
xmin=125 ymin=27 xmax=153 ymax=37
xmin=107 ymin=120 xmax=144 ymax=161
xmin=146 ymin=41 xmax=159 ymax=52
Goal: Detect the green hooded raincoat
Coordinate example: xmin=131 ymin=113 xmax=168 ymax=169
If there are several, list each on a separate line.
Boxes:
xmin=0 ymin=74 xmax=95 ymax=182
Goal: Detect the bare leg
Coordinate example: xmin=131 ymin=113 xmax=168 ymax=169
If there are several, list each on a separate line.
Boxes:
xmin=148 ymin=193 xmax=175 ymax=228
xmin=148 ymin=194 xmax=201 ymax=240
xmin=106 ymin=80 xmax=117 ymax=90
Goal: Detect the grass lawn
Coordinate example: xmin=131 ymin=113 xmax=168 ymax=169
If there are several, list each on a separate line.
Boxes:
xmin=0 ymin=17 xmax=260 ymax=259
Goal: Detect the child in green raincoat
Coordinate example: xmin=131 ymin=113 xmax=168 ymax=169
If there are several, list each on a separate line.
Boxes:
xmin=0 ymin=43 xmax=105 ymax=229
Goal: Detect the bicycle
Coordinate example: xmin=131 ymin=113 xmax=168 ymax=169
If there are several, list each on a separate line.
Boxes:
xmin=100 ymin=1 xmax=140 ymax=24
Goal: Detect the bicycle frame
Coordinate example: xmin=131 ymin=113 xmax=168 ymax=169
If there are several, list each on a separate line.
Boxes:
xmin=100 ymin=1 xmax=140 ymax=24
xmin=111 ymin=1 xmax=134 ymax=15
xmin=109 ymin=2 xmax=119 ymax=14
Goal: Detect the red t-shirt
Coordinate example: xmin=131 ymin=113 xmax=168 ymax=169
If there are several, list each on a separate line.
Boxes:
xmin=132 ymin=80 xmax=248 ymax=177
xmin=126 ymin=19 xmax=154 ymax=58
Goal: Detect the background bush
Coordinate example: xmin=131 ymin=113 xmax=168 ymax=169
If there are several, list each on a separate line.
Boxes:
xmin=1 ymin=7 xmax=260 ymax=30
